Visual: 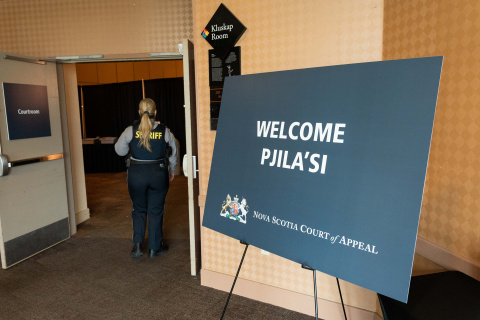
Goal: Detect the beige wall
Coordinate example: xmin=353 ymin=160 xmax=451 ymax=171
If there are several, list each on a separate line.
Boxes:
xmin=193 ymin=0 xmax=384 ymax=317
xmin=0 ymin=0 xmax=193 ymax=57
xmin=384 ymin=0 xmax=480 ymax=270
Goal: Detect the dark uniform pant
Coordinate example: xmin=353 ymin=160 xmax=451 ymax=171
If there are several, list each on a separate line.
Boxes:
xmin=127 ymin=163 xmax=169 ymax=250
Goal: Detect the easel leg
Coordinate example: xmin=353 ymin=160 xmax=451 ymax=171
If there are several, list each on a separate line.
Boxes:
xmin=336 ymin=278 xmax=348 ymax=320
xmin=220 ymin=240 xmax=249 ymax=320
xmin=302 ymin=264 xmax=318 ymax=320
xmin=313 ymin=269 xmax=318 ymax=320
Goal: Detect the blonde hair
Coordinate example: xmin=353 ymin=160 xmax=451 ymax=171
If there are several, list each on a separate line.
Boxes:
xmin=138 ymin=98 xmax=156 ymax=152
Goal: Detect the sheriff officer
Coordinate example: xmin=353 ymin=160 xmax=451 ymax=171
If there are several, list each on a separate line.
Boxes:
xmin=115 ymin=98 xmax=177 ymax=258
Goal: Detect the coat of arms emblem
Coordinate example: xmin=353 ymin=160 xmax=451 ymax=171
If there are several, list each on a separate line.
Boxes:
xmin=220 ymin=194 xmax=248 ymax=224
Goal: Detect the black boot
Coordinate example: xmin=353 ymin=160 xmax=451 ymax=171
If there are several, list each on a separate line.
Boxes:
xmin=148 ymin=244 xmax=168 ymax=258
xmin=131 ymin=243 xmax=143 ymax=257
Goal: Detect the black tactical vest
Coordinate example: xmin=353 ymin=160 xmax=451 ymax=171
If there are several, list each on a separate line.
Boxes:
xmin=129 ymin=123 xmax=167 ymax=160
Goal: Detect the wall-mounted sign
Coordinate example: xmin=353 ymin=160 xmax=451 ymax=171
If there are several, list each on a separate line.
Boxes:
xmin=202 ymin=57 xmax=443 ymax=303
xmin=202 ymin=4 xmax=246 ymax=59
xmin=210 ymin=88 xmax=223 ymax=103
xmin=209 ymin=47 xmax=241 ymax=88
xmin=209 ymin=46 xmax=241 ymax=131
xmin=3 ymin=83 xmax=51 ymax=140
xmin=210 ymin=102 xmax=221 ymax=131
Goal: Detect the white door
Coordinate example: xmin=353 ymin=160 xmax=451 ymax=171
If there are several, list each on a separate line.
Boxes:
xmin=0 ymin=54 xmax=70 ymax=269
xmin=183 ymin=40 xmax=201 ymax=276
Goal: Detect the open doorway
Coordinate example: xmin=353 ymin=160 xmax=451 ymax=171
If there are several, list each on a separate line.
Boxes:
xmin=73 ymin=59 xmax=191 ymax=262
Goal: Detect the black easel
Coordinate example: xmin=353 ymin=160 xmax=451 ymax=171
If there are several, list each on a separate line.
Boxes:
xmin=302 ymin=264 xmax=319 ymax=320
xmin=302 ymin=265 xmax=348 ymax=320
xmin=336 ymin=278 xmax=348 ymax=320
xmin=220 ymin=240 xmax=249 ymax=320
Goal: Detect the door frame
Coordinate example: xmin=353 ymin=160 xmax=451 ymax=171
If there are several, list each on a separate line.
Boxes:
xmin=182 ymin=39 xmax=201 ymax=276
xmin=56 ymin=48 xmax=201 ymax=274
xmin=0 ymin=50 xmax=200 ymax=269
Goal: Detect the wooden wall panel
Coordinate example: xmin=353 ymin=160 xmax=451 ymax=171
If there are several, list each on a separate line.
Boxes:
xmin=163 ymin=60 xmax=178 ymax=78
xmin=149 ymin=61 xmax=165 ymax=79
xmin=76 ymin=63 xmax=98 ymax=85
xmin=176 ymin=60 xmax=183 ymax=77
xmin=97 ymin=63 xmax=118 ymax=84
xmin=133 ymin=61 xmax=150 ymax=81
xmin=76 ymin=60 xmax=182 ymax=85
xmin=116 ymin=62 xmax=135 ymax=83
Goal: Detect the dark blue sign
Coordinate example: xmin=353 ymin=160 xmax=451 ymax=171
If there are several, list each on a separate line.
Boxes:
xmin=3 ymin=83 xmax=51 ymax=140
xmin=203 ymin=57 xmax=443 ymax=303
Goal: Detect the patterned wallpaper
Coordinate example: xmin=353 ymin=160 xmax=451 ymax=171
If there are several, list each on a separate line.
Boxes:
xmin=0 ymin=0 xmax=193 ymax=57
xmin=384 ymin=0 xmax=480 ymax=263
xmin=193 ymin=0 xmax=384 ymax=311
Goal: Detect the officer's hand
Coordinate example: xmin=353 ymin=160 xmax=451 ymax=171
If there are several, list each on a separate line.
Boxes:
xmin=169 ymin=173 xmax=175 ymax=182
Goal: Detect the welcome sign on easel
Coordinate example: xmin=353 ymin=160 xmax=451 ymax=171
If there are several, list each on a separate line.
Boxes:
xmin=203 ymin=57 xmax=443 ymax=303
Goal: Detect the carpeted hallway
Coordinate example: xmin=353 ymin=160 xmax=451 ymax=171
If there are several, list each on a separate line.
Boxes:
xmin=0 ymin=172 xmax=313 ymax=320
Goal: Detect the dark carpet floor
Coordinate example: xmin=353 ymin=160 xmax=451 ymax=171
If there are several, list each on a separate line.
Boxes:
xmin=0 ymin=173 xmax=313 ymax=320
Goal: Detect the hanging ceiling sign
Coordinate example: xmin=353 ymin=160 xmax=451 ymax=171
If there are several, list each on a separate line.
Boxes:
xmin=3 ymin=83 xmax=51 ymax=140
xmin=201 ymin=3 xmax=246 ymax=59
xmin=202 ymin=57 xmax=443 ymax=303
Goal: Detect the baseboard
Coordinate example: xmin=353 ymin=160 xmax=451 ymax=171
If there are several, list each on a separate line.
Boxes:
xmin=416 ymin=236 xmax=480 ymax=280
xmin=75 ymin=208 xmax=90 ymax=225
xmin=201 ymin=269 xmax=380 ymax=320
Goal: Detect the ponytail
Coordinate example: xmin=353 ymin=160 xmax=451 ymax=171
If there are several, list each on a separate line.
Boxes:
xmin=137 ymin=98 xmax=156 ymax=152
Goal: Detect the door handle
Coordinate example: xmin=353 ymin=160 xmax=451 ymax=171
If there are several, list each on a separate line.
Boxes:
xmin=0 ymin=153 xmax=63 ymax=177
xmin=192 ymin=155 xmax=198 ymax=179
xmin=182 ymin=154 xmax=188 ymax=177
xmin=182 ymin=154 xmax=199 ymax=179
xmin=0 ymin=155 xmax=9 ymax=177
